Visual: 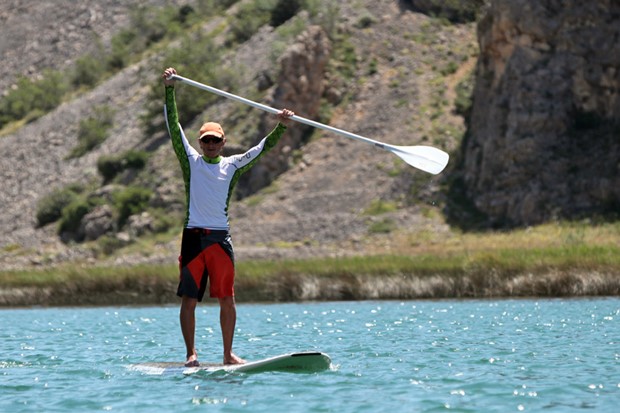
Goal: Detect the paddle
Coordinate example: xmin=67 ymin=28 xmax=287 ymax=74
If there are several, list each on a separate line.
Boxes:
xmin=167 ymin=74 xmax=449 ymax=175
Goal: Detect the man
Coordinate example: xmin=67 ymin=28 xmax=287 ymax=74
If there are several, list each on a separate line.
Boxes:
xmin=162 ymin=67 xmax=294 ymax=366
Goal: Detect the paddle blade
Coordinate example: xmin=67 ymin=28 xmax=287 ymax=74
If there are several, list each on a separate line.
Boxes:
xmin=389 ymin=145 xmax=449 ymax=174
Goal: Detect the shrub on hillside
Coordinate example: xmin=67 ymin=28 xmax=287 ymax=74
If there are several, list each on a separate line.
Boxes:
xmin=97 ymin=150 xmax=148 ymax=183
xmin=229 ymin=0 xmax=277 ymax=44
xmin=113 ymin=186 xmax=152 ymax=228
xmin=67 ymin=105 xmax=115 ymax=159
xmin=0 ymin=71 xmax=69 ymax=129
xmin=454 ymin=71 xmax=474 ymax=119
xmin=58 ymin=198 xmax=91 ymax=235
xmin=35 ymin=186 xmax=82 ymax=227
xmin=72 ymin=54 xmax=106 ymax=88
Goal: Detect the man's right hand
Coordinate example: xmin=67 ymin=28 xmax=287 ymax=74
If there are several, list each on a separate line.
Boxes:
xmin=163 ymin=67 xmax=177 ymax=86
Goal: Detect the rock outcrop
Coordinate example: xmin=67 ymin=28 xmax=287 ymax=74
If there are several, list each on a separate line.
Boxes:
xmin=461 ymin=0 xmax=620 ymax=227
xmin=236 ymin=25 xmax=332 ymax=197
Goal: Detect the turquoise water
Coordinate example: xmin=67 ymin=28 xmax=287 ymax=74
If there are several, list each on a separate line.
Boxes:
xmin=1 ymin=298 xmax=618 ymax=412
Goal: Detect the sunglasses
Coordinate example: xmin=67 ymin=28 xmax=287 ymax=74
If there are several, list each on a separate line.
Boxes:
xmin=200 ymin=136 xmax=224 ymax=144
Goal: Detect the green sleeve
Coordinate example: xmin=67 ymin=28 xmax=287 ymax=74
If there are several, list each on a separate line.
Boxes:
xmin=236 ymin=123 xmax=287 ymax=176
xmin=165 ymin=85 xmax=191 ymax=226
xmin=164 ymin=86 xmax=187 ymax=165
xmin=264 ymin=123 xmax=287 ymax=151
xmin=225 ymin=123 xmax=287 ymax=211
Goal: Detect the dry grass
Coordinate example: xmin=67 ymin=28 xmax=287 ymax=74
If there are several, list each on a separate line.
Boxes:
xmin=1 ymin=221 xmax=619 ymax=305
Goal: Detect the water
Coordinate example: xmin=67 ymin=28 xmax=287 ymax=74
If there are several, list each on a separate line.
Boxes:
xmin=1 ymin=298 xmax=618 ymax=412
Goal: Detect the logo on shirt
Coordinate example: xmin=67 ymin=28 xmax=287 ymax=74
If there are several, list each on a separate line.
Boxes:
xmin=233 ymin=152 xmax=253 ymax=163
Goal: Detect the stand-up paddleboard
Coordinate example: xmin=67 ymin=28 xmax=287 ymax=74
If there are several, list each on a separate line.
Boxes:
xmin=129 ymin=352 xmax=332 ymax=375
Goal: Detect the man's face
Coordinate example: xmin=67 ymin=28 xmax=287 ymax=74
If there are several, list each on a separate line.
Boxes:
xmin=198 ymin=135 xmax=225 ymax=158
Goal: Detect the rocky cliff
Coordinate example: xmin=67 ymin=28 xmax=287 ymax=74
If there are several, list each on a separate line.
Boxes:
xmin=460 ymin=0 xmax=620 ymax=227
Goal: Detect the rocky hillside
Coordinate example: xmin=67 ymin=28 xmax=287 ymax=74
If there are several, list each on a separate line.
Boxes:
xmin=1 ymin=0 xmax=482 ymax=270
xmin=459 ymin=0 xmax=620 ymax=227
xmin=1 ymin=0 xmax=186 ymax=88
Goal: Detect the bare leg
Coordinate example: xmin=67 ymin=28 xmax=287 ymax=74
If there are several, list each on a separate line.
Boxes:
xmin=219 ymin=296 xmax=245 ymax=364
xmin=180 ymin=296 xmax=199 ymax=366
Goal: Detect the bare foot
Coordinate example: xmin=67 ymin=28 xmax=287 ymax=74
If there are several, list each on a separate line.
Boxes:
xmin=185 ymin=354 xmax=199 ymax=367
xmin=224 ymin=353 xmax=246 ymax=365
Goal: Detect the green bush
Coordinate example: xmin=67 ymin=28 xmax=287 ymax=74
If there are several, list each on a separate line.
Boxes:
xmin=107 ymin=30 xmax=136 ymax=70
xmin=330 ymin=35 xmax=357 ymax=80
xmin=96 ymin=235 xmax=128 ymax=256
xmin=229 ymin=0 xmax=277 ymax=43
xmin=368 ymin=218 xmax=397 ymax=234
xmin=440 ymin=60 xmax=459 ymax=76
xmin=454 ymin=70 xmax=474 ymax=118
xmin=67 ymin=105 xmax=115 ymax=159
xmin=150 ymin=208 xmax=180 ymax=233
xmin=364 ymin=199 xmax=398 ymax=215
xmin=123 ymin=150 xmax=148 ymax=168
xmin=97 ymin=150 xmax=148 ymax=183
xmin=114 ymin=187 xmax=152 ymax=227
xmin=72 ymin=53 xmax=106 ymax=88
xmin=368 ymin=58 xmax=378 ymax=75
xmin=97 ymin=156 xmax=123 ymax=182
xmin=36 ymin=187 xmax=81 ymax=227
xmin=58 ymin=199 xmax=91 ymax=235
xmin=355 ymin=13 xmax=376 ymax=29
xmin=0 ymin=70 xmax=69 ymax=129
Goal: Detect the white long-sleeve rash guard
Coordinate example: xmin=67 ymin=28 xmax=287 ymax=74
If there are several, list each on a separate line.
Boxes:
xmin=164 ymin=85 xmax=286 ymax=230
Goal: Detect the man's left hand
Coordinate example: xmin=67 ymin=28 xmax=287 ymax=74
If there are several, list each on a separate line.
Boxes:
xmin=277 ymin=108 xmax=295 ymax=125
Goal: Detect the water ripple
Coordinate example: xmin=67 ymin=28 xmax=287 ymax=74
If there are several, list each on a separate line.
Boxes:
xmin=1 ymin=299 xmax=619 ymax=412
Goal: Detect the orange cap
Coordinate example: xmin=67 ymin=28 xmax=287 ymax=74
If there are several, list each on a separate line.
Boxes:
xmin=198 ymin=122 xmax=225 ymax=139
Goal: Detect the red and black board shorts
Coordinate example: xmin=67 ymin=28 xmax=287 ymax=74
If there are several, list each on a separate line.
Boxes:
xmin=177 ymin=228 xmax=235 ymax=301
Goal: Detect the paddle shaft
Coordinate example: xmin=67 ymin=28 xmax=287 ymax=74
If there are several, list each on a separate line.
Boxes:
xmin=169 ymin=74 xmax=390 ymax=151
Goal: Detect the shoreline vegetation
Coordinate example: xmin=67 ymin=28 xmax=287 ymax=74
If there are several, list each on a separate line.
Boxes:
xmin=2 ymin=222 xmax=619 ymax=307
